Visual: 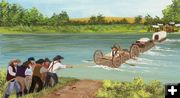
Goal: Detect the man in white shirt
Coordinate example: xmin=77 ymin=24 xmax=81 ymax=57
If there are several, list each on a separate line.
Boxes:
xmin=45 ymin=55 xmax=72 ymax=87
xmin=111 ymin=45 xmax=121 ymax=58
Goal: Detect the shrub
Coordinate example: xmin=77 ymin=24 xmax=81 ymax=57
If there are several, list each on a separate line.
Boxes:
xmin=0 ymin=70 xmax=6 ymax=97
xmin=96 ymin=77 xmax=164 ymax=98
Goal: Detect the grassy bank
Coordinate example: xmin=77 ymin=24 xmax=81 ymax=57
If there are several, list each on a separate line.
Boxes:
xmin=0 ymin=24 xmax=149 ymax=34
xmin=0 ymin=70 xmax=79 ymax=98
xmin=0 ymin=70 xmax=164 ymax=98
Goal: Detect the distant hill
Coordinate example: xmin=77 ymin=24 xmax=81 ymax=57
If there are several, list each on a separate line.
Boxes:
xmin=70 ymin=17 xmax=145 ymax=24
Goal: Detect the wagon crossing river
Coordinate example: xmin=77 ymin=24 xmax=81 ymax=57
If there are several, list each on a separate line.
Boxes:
xmin=93 ymin=31 xmax=167 ymax=68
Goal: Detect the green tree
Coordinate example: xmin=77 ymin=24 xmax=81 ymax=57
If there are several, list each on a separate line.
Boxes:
xmin=8 ymin=4 xmax=25 ymax=26
xmin=59 ymin=11 xmax=69 ymax=25
xmin=144 ymin=14 xmax=153 ymax=25
xmin=96 ymin=14 xmax=105 ymax=24
xmin=120 ymin=18 xmax=129 ymax=24
xmin=153 ymin=16 xmax=161 ymax=24
xmin=0 ymin=0 xmax=9 ymax=26
xmin=163 ymin=0 xmax=180 ymax=22
xmin=89 ymin=16 xmax=97 ymax=24
xmin=24 ymin=7 xmax=44 ymax=26
xmin=49 ymin=11 xmax=69 ymax=26
xmin=134 ymin=15 xmax=142 ymax=24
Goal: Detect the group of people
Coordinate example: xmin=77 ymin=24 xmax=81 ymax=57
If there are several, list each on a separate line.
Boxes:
xmin=4 ymin=55 xmax=72 ymax=98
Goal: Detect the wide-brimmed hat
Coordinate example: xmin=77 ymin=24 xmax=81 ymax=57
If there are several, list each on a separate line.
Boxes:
xmin=9 ymin=59 xmax=21 ymax=65
xmin=36 ymin=59 xmax=45 ymax=64
xmin=111 ymin=44 xmax=121 ymax=50
xmin=53 ymin=55 xmax=64 ymax=61
xmin=28 ymin=57 xmax=35 ymax=61
xmin=44 ymin=58 xmax=51 ymax=62
xmin=111 ymin=45 xmax=118 ymax=49
xmin=11 ymin=59 xmax=21 ymax=63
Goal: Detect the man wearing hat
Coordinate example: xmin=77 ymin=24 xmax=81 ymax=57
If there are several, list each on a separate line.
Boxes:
xmin=40 ymin=58 xmax=51 ymax=86
xmin=29 ymin=59 xmax=45 ymax=93
xmin=46 ymin=55 xmax=72 ymax=86
xmin=111 ymin=45 xmax=121 ymax=59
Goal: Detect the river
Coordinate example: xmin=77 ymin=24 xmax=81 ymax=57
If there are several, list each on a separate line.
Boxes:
xmin=0 ymin=33 xmax=179 ymax=83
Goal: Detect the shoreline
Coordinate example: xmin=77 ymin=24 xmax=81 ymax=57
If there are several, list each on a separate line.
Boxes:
xmin=0 ymin=32 xmax=180 ymax=35
xmin=0 ymin=70 xmax=164 ymax=98
xmin=0 ymin=24 xmax=179 ymax=35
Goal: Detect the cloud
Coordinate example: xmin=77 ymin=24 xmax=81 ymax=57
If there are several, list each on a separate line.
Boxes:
xmin=8 ymin=0 xmax=172 ymax=18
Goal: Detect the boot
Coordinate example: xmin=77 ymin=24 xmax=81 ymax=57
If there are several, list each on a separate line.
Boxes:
xmin=19 ymin=92 xmax=23 ymax=97
xmin=16 ymin=92 xmax=21 ymax=98
xmin=24 ymin=89 xmax=28 ymax=95
xmin=4 ymin=94 xmax=9 ymax=98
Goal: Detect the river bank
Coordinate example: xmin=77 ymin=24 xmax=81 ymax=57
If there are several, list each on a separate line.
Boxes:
xmin=0 ymin=70 xmax=164 ymax=98
xmin=0 ymin=24 xmax=149 ymax=34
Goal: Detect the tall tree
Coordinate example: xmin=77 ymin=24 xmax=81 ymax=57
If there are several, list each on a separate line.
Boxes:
xmin=49 ymin=11 xmax=69 ymax=26
xmin=0 ymin=0 xmax=9 ymax=26
xmin=25 ymin=7 xmax=44 ymax=26
xmin=134 ymin=15 xmax=142 ymax=24
xmin=96 ymin=14 xmax=105 ymax=24
xmin=144 ymin=14 xmax=153 ymax=25
xmin=8 ymin=4 xmax=25 ymax=26
xmin=153 ymin=16 xmax=161 ymax=24
xmin=89 ymin=16 xmax=96 ymax=24
xmin=163 ymin=0 xmax=180 ymax=22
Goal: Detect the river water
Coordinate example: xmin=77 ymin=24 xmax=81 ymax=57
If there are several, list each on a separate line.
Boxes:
xmin=0 ymin=33 xmax=179 ymax=83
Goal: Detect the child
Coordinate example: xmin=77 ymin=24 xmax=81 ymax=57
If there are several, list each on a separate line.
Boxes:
xmin=4 ymin=59 xmax=21 ymax=98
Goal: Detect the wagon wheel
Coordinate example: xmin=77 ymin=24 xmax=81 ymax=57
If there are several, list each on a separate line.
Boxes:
xmin=93 ymin=50 xmax=103 ymax=65
xmin=112 ymin=54 xmax=122 ymax=68
xmin=130 ymin=44 xmax=140 ymax=58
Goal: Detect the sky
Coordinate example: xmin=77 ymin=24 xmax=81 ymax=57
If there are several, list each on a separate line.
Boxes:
xmin=8 ymin=0 xmax=172 ymax=18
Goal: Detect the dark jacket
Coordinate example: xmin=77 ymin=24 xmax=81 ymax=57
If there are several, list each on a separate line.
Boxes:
xmin=16 ymin=65 xmax=27 ymax=78
xmin=6 ymin=65 xmax=16 ymax=81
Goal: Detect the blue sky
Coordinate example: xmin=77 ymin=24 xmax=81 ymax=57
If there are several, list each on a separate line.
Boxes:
xmin=8 ymin=0 xmax=172 ymax=18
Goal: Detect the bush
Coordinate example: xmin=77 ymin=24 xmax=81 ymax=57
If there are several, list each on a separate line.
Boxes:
xmin=0 ymin=70 xmax=6 ymax=97
xmin=96 ymin=77 xmax=164 ymax=98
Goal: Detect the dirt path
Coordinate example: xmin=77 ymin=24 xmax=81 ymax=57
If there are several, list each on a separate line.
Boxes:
xmin=42 ymin=80 xmax=102 ymax=98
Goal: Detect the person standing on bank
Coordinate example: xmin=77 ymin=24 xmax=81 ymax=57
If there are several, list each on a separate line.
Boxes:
xmin=40 ymin=58 xmax=51 ymax=86
xmin=29 ymin=59 xmax=44 ymax=93
xmin=27 ymin=57 xmax=36 ymax=70
xmin=46 ymin=55 xmax=72 ymax=86
xmin=4 ymin=59 xmax=21 ymax=98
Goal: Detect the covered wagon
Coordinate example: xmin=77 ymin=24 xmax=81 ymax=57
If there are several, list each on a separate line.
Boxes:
xmin=130 ymin=38 xmax=155 ymax=54
xmin=93 ymin=44 xmax=139 ymax=68
xmin=152 ymin=31 xmax=167 ymax=42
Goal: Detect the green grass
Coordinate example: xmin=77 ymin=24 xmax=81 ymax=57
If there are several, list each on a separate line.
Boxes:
xmin=0 ymin=24 xmax=149 ymax=34
xmin=21 ymin=77 xmax=79 ymax=98
xmin=0 ymin=70 xmax=165 ymax=98
xmin=0 ymin=70 xmax=79 ymax=98
xmin=96 ymin=77 xmax=164 ymax=98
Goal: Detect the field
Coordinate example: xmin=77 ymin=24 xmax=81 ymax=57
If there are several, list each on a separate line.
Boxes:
xmin=70 ymin=17 xmax=145 ymax=24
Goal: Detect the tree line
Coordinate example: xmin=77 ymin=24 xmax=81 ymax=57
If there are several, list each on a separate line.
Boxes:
xmin=0 ymin=0 xmax=179 ymax=27
xmin=0 ymin=0 xmax=69 ymax=26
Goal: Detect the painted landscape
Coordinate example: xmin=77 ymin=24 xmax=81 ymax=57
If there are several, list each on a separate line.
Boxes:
xmin=0 ymin=0 xmax=180 ymax=98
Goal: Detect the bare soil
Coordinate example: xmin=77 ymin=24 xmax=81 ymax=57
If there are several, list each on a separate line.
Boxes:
xmin=42 ymin=80 xmax=102 ymax=98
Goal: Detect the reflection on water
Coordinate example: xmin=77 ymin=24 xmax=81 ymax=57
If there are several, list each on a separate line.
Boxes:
xmin=0 ymin=33 xmax=180 ymax=83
